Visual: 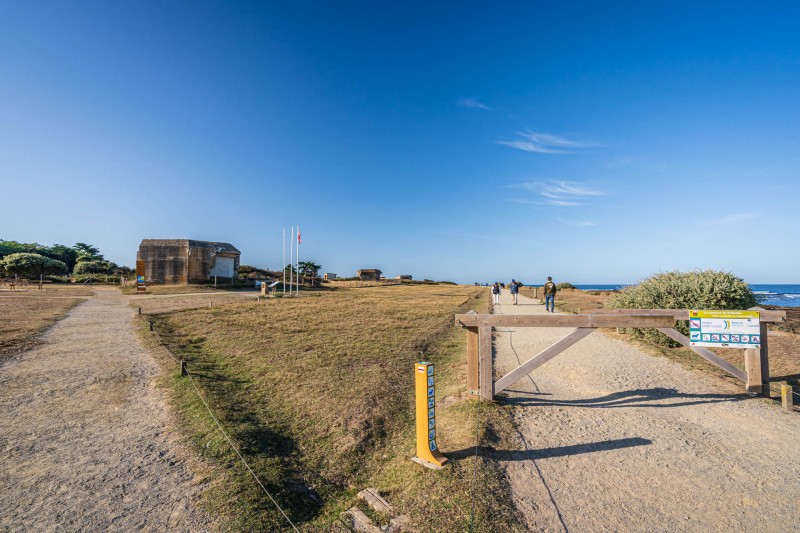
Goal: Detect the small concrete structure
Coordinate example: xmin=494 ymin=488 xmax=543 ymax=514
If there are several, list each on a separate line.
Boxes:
xmin=395 ymin=275 xmax=412 ymax=280
xmin=137 ymin=239 xmax=240 ymax=285
xmin=357 ymin=269 xmax=382 ymax=282
xmin=324 ymin=273 xmax=337 ymax=281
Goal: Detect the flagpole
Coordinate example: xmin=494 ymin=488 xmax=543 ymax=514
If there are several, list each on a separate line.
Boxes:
xmin=282 ymin=227 xmax=286 ymax=295
xmin=296 ymin=226 xmax=300 ymax=296
xmin=290 ymin=226 xmax=294 ymax=296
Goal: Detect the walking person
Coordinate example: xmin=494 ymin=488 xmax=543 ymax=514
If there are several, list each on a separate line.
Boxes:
xmin=509 ymin=279 xmax=520 ymax=305
xmin=544 ymin=276 xmax=557 ymax=312
xmin=491 ymin=282 xmax=501 ymax=305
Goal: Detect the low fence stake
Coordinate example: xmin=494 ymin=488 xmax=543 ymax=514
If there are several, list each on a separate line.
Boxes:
xmin=149 ymin=321 xmax=154 ymax=332
xmin=181 ymin=361 xmax=188 ymax=376
xmin=782 ymin=382 xmax=794 ymax=412
xmin=138 ymin=307 xmax=141 ymax=314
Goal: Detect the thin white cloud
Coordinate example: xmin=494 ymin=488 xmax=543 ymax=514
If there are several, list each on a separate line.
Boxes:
xmin=558 ymin=218 xmax=597 ymax=227
xmin=497 ymin=130 xmax=598 ymax=154
xmin=702 ymin=213 xmax=758 ymax=226
xmin=508 ymin=180 xmax=605 ymax=208
xmin=496 ymin=140 xmax=564 ymax=154
xmin=506 ymin=198 xmax=585 ymax=206
xmin=457 ymin=98 xmax=491 ymax=110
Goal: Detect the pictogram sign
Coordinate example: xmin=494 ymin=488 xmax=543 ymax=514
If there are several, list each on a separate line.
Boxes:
xmin=689 ymin=310 xmax=760 ymax=349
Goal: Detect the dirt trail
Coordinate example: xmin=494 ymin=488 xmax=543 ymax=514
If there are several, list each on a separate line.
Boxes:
xmin=492 ymin=290 xmax=800 ymax=532
xmin=0 ymin=288 xmax=210 ymax=531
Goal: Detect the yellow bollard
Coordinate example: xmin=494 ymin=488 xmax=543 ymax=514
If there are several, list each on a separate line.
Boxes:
xmin=411 ymin=362 xmax=448 ymax=469
xmin=782 ymin=383 xmax=794 ymax=412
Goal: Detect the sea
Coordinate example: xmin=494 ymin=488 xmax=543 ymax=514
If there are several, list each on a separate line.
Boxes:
xmin=573 ymin=284 xmax=800 ymax=308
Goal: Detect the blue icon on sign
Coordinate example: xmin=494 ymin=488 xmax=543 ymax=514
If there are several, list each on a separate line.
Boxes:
xmin=429 ymin=440 xmax=437 ymax=451
xmin=428 ymin=387 xmax=434 ymax=398
xmin=427 ymin=366 xmax=434 ymax=376
xmin=428 ymin=418 xmax=435 ymax=429
xmin=428 ymin=408 xmax=434 ymax=419
xmin=428 ymin=376 xmax=434 ymax=387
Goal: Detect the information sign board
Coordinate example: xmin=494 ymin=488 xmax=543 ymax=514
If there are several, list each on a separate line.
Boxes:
xmin=136 ymin=260 xmax=146 ymax=293
xmin=689 ymin=310 xmax=760 ymax=349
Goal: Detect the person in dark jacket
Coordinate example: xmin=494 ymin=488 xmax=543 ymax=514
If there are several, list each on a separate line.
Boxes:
xmin=491 ymin=282 xmax=501 ymax=305
xmin=509 ymin=279 xmax=520 ymax=305
xmin=544 ymin=276 xmax=557 ymax=312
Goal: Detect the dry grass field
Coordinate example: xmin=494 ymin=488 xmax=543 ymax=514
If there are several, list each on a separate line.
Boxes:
xmin=0 ymin=285 xmax=89 ymax=359
xmin=138 ymin=284 xmax=522 ymax=531
xmin=122 ymin=283 xmax=254 ymax=296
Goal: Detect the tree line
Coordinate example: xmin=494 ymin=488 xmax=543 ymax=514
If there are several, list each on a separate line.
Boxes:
xmin=0 ymin=240 xmax=133 ymax=281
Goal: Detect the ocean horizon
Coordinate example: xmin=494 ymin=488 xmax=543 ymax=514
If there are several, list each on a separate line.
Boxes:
xmin=572 ymin=284 xmax=800 ymax=308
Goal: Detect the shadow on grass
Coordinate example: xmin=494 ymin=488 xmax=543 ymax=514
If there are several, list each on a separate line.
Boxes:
xmin=158 ymin=319 xmax=324 ymax=524
xmin=500 ymin=387 xmax=748 ymax=409
xmin=771 ymin=373 xmax=800 ymax=387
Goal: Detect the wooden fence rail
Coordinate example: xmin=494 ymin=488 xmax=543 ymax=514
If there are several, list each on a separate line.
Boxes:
xmin=455 ymin=308 xmax=786 ymax=401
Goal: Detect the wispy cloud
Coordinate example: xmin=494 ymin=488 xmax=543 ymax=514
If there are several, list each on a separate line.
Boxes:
xmin=557 ymin=218 xmax=597 ymax=227
xmin=497 ymin=130 xmax=598 ymax=154
xmin=457 ymin=97 xmax=491 ymax=110
xmin=506 ymin=198 xmax=585 ymax=207
xmin=702 ymin=213 xmax=758 ymax=226
xmin=509 ymin=180 xmax=605 ymax=208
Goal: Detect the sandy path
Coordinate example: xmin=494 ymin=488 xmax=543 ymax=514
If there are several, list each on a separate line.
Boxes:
xmin=0 ymin=288 xmax=210 ymax=531
xmin=492 ymin=290 xmax=800 ymax=532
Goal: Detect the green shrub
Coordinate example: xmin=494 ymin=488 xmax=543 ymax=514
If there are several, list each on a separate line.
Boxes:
xmin=73 ymin=260 xmax=109 ymax=275
xmin=557 ymin=282 xmax=576 ymax=290
xmin=1 ymin=252 xmax=68 ymax=277
xmin=607 ymin=270 xmax=756 ymax=346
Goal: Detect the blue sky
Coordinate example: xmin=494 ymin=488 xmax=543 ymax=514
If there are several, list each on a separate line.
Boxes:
xmin=2 ymin=2 xmax=799 ymax=284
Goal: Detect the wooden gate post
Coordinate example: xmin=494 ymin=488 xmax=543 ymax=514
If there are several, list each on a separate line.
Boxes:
xmin=744 ymin=348 xmax=762 ymax=394
xmin=466 ymin=327 xmax=479 ymax=395
xmin=478 ymin=326 xmax=493 ymax=400
xmin=759 ymin=322 xmax=771 ymax=397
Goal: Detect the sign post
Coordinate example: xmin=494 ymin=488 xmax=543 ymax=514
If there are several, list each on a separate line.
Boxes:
xmin=411 ymin=362 xmax=448 ymax=469
xmin=689 ymin=310 xmax=761 ymax=349
xmin=136 ymin=260 xmax=146 ymax=293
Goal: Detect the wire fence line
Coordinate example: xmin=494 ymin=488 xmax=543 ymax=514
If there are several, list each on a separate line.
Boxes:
xmin=138 ymin=313 xmax=300 ymax=532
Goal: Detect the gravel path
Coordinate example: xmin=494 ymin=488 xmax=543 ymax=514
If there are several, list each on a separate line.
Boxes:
xmin=0 ymin=288 xmax=210 ymax=531
xmin=492 ymin=290 xmax=800 ymax=532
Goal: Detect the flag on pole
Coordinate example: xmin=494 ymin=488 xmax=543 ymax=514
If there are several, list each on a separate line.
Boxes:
xmin=298 ymin=231 xmax=302 ymax=245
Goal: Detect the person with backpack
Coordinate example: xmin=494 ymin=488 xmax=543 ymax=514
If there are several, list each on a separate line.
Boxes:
xmin=509 ymin=279 xmax=521 ymax=305
xmin=491 ymin=282 xmax=501 ymax=305
xmin=544 ymin=276 xmax=557 ymax=312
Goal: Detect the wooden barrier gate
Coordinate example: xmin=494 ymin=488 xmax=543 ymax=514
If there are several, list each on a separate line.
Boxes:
xmin=455 ymin=308 xmax=786 ymax=401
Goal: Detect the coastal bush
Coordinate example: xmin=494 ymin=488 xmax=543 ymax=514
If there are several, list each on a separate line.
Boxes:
xmin=73 ymin=260 xmax=109 ymax=275
xmin=607 ymin=270 xmax=756 ymax=346
xmin=1 ymin=253 xmax=68 ymax=278
xmin=557 ymin=282 xmax=576 ymax=290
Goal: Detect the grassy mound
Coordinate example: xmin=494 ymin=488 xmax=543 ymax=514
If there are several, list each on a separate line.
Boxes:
xmin=607 ymin=270 xmax=756 ymax=346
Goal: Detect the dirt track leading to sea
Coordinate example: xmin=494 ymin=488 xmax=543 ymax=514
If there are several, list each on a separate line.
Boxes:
xmin=492 ymin=290 xmax=800 ymax=532
xmin=0 ymin=288 xmax=210 ymax=531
